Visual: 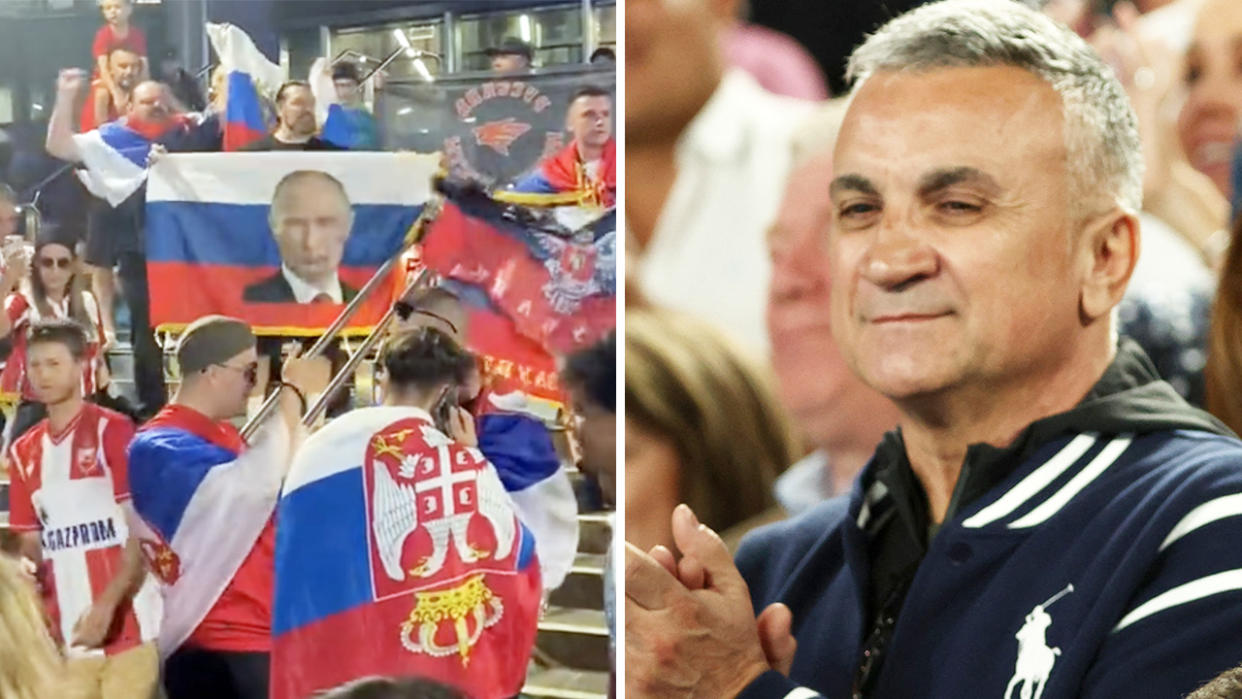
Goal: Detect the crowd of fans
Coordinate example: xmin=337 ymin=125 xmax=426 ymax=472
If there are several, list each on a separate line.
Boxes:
xmin=0 ymin=0 xmax=617 ymax=697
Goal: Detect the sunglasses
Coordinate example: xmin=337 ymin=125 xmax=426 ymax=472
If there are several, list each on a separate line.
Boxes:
xmin=39 ymin=257 xmax=72 ymax=270
xmin=213 ymin=361 xmax=259 ymax=385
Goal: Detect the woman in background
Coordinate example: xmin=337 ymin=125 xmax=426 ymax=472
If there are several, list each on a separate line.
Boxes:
xmin=626 ymin=307 xmax=800 ymax=553
xmin=0 ymin=224 xmax=108 ymax=443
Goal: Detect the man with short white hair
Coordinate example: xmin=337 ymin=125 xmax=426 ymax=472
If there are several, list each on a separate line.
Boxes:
xmin=624 ymin=2 xmax=1242 ymax=697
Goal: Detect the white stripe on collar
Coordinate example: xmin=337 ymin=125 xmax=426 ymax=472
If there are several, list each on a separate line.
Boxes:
xmin=962 ymin=433 xmax=1099 ymax=529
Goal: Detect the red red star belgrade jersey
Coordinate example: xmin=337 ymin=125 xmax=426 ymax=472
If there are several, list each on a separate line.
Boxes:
xmin=6 ymin=403 xmax=161 ymax=657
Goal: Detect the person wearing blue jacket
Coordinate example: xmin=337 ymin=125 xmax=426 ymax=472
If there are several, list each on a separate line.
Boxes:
xmin=623 ymin=2 xmax=1242 ymax=698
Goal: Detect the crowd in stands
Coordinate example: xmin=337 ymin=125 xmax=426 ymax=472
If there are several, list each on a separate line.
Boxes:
xmin=0 ymin=0 xmax=617 ymax=697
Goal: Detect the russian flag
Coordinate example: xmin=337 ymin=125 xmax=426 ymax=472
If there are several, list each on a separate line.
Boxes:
xmin=421 ymin=179 xmax=617 ymax=356
xmin=273 ymin=406 xmax=541 ymax=699
xmin=145 ymin=151 xmax=437 ymax=336
xmin=127 ymin=409 xmax=292 ymax=658
xmin=206 ymin=23 xmax=283 ymax=151
xmin=71 ymin=121 xmax=157 ymax=206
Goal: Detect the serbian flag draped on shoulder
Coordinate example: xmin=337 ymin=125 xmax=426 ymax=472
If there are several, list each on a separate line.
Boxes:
xmin=272 ymin=406 xmax=541 ymax=699
xmin=205 ymin=22 xmax=282 ymax=151
xmin=146 ymin=152 xmax=437 ymax=335
xmin=127 ymin=405 xmax=292 ymax=657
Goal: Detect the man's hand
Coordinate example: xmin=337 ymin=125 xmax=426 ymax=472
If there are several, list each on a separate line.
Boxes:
xmin=148 ymin=144 xmax=168 ymax=166
xmin=447 ymin=406 xmax=477 ymax=447
xmin=626 ymin=504 xmax=772 ymax=698
xmin=1 ymin=243 xmax=29 ymax=291
xmin=57 ymin=68 xmax=87 ymax=97
xmin=70 ymin=597 xmax=117 ymax=649
xmin=282 ymin=353 xmax=333 ymax=398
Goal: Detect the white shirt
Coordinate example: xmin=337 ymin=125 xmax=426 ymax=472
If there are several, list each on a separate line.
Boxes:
xmin=633 ymin=70 xmax=814 ymax=358
xmin=281 ymin=265 xmax=344 ymax=304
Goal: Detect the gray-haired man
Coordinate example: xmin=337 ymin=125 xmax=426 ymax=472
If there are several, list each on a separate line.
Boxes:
xmin=624 ymin=1 xmax=1242 ymax=697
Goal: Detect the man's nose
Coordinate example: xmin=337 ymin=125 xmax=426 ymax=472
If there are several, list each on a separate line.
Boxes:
xmin=858 ymin=216 xmax=939 ymax=290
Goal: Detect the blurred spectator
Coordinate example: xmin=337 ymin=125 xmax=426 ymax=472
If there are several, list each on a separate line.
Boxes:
xmin=627 ymin=0 xmax=813 ymax=358
xmin=317 ymin=676 xmax=468 ymax=699
xmin=7 ymin=319 xmax=158 ymax=699
xmin=590 ymin=46 xmax=616 ymax=66
xmin=564 ymin=332 xmax=616 ymax=505
xmin=324 ymin=61 xmax=379 ymax=150
xmin=158 ymin=50 xmax=207 ymax=114
xmin=0 ymin=225 xmax=109 ymax=445
xmin=486 ymin=37 xmax=533 ymax=74
xmin=745 ymin=0 xmax=929 ymax=95
xmin=728 ymin=0 xmax=828 ymax=100
xmin=766 ymin=102 xmax=901 ymax=510
xmin=1206 ymin=214 xmax=1242 ymax=433
xmin=0 ymin=553 xmax=62 ymax=699
xmin=0 ymin=183 xmax=18 ymax=238
xmin=625 ymin=307 xmax=799 ymax=553
xmin=1177 ymin=0 xmax=1242 ymax=201
xmin=91 ymin=0 xmax=149 ymax=115
xmin=241 ymin=81 xmax=343 ymax=152
xmin=82 ymin=47 xmax=142 ymax=133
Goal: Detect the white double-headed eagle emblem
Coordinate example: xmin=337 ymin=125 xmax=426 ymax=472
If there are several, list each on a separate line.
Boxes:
xmin=370 ymin=424 xmax=516 ymax=582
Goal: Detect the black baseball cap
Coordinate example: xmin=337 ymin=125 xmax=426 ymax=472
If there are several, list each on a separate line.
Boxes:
xmin=485 ymin=37 xmax=533 ymax=60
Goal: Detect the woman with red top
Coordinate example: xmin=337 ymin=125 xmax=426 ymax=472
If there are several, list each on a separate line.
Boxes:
xmin=92 ymin=0 xmax=148 ymax=119
xmin=0 ymin=226 xmax=109 ymax=445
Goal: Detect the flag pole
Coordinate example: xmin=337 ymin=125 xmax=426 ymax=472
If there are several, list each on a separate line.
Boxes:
xmin=239 ymin=196 xmax=443 ymax=441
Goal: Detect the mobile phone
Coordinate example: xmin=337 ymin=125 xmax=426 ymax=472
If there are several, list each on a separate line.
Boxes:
xmin=433 ymin=386 xmax=456 ymax=433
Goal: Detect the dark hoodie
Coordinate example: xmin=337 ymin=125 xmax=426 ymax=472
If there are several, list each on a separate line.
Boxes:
xmin=737 ymin=339 xmax=1242 ymax=699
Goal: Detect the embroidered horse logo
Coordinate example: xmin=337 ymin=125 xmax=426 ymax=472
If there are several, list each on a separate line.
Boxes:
xmin=1005 ymin=584 xmax=1073 ymax=699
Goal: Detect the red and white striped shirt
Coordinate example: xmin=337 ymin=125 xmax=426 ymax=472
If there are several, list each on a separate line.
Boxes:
xmin=6 ymin=403 xmax=161 ymax=657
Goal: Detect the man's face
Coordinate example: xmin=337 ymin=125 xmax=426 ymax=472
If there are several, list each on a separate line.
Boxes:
xmin=490 ymin=53 xmax=529 ymax=74
xmin=128 ymin=83 xmax=171 ymax=123
xmin=100 ymin=0 xmax=130 ymax=26
xmin=570 ymin=386 xmax=616 ymax=505
xmin=209 ymin=347 xmax=259 ymax=417
xmin=110 ymin=50 xmax=142 ymax=92
xmin=568 ymin=95 xmax=613 ymax=150
xmin=0 ymin=201 xmax=17 ymax=239
xmin=829 ymin=66 xmax=1084 ymax=402
xmin=279 ymin=86 xmax=317 ymax=137
xmin=334 ymin=78 xmax=361 ymax=106
xmin=626 ymin=0 xmax=726 ymax=142
xmin=28 ymin=342 xmax=81 ymax=406
xmin=271 ymin=177 xmax=353 ymax=285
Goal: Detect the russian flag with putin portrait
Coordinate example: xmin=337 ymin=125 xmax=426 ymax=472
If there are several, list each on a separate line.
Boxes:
xmin=145 ymin=152 xmax=439 ymax=336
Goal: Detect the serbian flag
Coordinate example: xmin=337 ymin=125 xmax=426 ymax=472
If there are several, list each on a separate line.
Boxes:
xmin=507 ymin=138 xmax=617 ymax=209
xmin=273 ymin=406 xmax=541 ymax=699
xmin=71 ymin=121 xmax=159 ymax=206
xmin=206 ymin=23 xmax=282 ymax=151
xmin=145 ymin=151 xmax=437 ymax=336
xmin=127 ymin=405 xmax=292 ymax=657
xmin=421 ymin=179 xmax=616 ymax=355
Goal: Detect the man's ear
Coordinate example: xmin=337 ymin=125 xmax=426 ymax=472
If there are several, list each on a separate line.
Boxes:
xmin=1079 ymin=208 xmax=1140 ymax=325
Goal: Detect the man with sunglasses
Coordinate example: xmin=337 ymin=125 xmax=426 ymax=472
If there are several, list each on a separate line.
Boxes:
xmin=6 ymin=318 xmax=160 ymax=698
xmin=127 ymin=315 xmax=329 ymax=699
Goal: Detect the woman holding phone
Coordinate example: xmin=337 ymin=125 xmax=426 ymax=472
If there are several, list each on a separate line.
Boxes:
xmin=0 ymin=223 xmax=110 ymax=444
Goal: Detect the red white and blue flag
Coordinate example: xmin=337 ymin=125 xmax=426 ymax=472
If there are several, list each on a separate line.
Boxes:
xmin=206 ymin=23 xmax=283 ymax=151
xmin=145 ymin=151 xmax=437 ymax=336
xmin=272 ymin=406 xmax=541 ymax=699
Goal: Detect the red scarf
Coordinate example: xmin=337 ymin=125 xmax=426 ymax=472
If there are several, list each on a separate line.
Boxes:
xmin=125 ymin=113 xmax=191 ymax=142
xmin=540 ymin=138 xmax=616 ymax=208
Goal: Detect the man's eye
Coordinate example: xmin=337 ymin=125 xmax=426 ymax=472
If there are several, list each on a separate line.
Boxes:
xmin=840 ymin=202 xmax=878 ymax=217
xmin=939 ymin=200 xmax=982 ymax=214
